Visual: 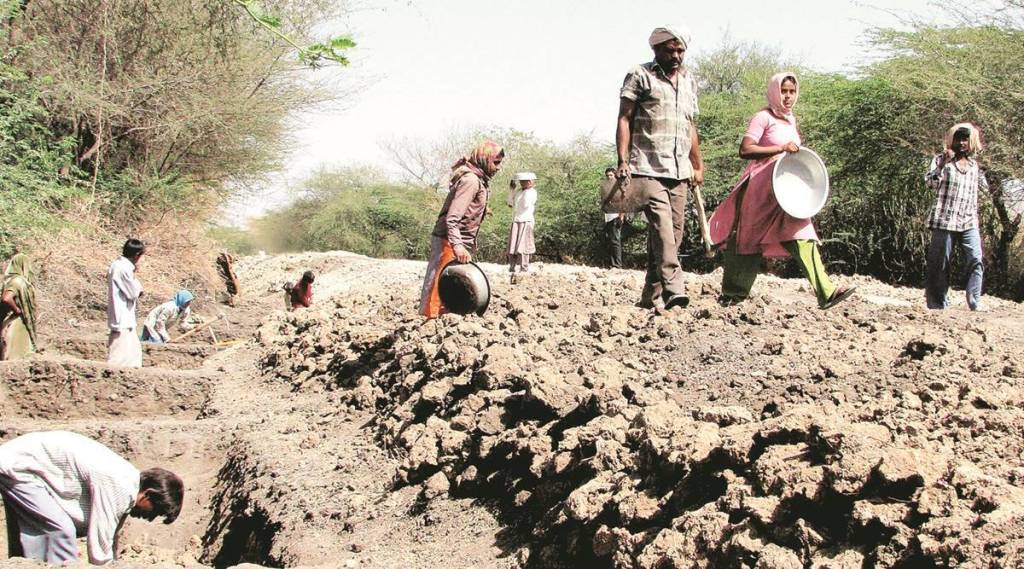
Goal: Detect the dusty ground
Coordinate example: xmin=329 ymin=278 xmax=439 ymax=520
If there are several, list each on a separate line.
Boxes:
xmin=2 ymin=250 xmax=1024 ymax=568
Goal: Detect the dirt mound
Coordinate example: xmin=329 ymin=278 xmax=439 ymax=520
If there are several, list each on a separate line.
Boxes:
xmin=258 ymin=267 xmax=1024 ymax=568
xmin=43 ymin=337 xmax=217 ymax=369
xmin=1 ymin=357 xmax=213 ymax=419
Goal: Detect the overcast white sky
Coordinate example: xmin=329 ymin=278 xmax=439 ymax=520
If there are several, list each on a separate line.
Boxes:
xmin=227 ymin=0 xmax=941 ymax=224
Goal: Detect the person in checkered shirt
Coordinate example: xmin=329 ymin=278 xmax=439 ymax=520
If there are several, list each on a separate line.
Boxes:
xmin=924 ymin=123 xmax=990 ymax=310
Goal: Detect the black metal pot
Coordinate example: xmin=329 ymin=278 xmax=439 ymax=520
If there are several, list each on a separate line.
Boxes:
xmin=438 ymin=261 xmax=491 ymax=316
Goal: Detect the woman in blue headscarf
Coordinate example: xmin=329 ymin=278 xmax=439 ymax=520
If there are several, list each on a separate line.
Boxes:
xmin=141 ymin=289 xmax=198 ymax=343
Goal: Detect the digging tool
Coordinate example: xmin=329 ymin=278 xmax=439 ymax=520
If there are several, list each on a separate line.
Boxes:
xmin=171 ymin=313 xmax=225 ymax=343
xmin=691 ymin=184 xmax=715 ymax=258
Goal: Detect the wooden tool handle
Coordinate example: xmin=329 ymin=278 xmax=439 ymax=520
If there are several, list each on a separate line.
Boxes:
xmin=692 ymin=185 xmax=715 ymax=258
xmin=171 ymin=314 xmax=224 ymax=343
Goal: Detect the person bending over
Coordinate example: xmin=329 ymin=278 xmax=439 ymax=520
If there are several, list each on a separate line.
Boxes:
xmin=0 ymin=430 xmax=184 ymax=565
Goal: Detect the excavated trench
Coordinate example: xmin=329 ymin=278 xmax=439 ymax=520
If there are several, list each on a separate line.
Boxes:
xmin=0 ymin=344 xmax=296 ymax=569
xmin=5 ymin=255 xmax=1024 ymax=568
xmin=50 ymin=337 xmax=216 ymax=370
xmin=0 ymin=358 xmax=214 ymax=419
xmin=201 ymin=450 xmax=285 ymax=568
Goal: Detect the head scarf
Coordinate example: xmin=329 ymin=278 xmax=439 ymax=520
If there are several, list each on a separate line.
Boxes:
xmin=649 ymin=25 xmax=691 ymax=49
xmin=450 ymin=140 xmax=505 ymax=186
xmin=766 ymin=72 xmax=799 ymax=124
xmin=3 ymin=254 xmax=32 ymax=283
xmin=173 ymin=289 xmax=194 ymax=309
xmin=944 ymin=122 xmax=983 ymax=154
xmin=2 ymin=253 xmax=37 ymax=346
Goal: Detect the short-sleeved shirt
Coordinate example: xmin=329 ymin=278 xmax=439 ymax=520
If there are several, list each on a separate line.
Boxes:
xmin=0 ymin=431 xmax=141 ymax=565
xmin=924 ymin=155 xmax=988 ymax=231
xmin=620 ymin=62 xmax=699 ymax=181
xmin=743 ymin=109 xmax=800 ymax=149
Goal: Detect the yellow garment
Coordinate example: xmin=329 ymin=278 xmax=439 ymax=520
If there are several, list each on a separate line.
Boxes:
xmin=1 ymin=253 xmax=37 ymax=360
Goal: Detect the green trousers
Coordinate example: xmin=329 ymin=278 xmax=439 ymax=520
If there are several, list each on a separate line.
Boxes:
xmin=721 ymin=240 xmax=836 ymax=306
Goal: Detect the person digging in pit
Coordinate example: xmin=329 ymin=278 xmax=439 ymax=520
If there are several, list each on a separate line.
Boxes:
xmin=286 ymin=270 xmax=315 ymax=310
xmin=215 ymin=252 xmax=240 ymax=307
xmin=0 ymin=430 xmax=184 ymax=565
xmin=141 ymin=289 xmax=201 ymax=343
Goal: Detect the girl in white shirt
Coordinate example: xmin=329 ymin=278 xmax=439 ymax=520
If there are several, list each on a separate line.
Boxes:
xmin=507 ymin=172 xmax=538 ymax=282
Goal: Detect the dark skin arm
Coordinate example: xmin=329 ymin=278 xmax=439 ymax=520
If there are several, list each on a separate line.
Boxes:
xmin=615 ymin=98 xmax=636 ymax=179
xmin=689 ymin=123 xmax=704 ymax=186
xmin=739 ymin=137 xmax=799 ymax=160
xmin=1 ymin=290 xmax=21 ymax=316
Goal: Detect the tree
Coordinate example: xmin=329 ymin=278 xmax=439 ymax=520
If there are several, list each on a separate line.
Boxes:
xmin=7 ymin=0 xmax=347 ymax=225
xmin=232 ymin=0 xmax=355 ymax=67
xmin=863 ymin=16 xmax=1024 ymax=295
xmin=691 ymin=32 xmax=786 ymax=96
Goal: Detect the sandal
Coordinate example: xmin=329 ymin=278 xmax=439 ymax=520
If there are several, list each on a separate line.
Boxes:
xmin=820 ymin=286 xmax=857 ymax=310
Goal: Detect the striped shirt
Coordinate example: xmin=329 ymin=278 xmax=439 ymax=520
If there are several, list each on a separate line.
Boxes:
xmin=620 ymin=62 xmax=699 ymax=181
xmin=0 ymin=431 xmax=140 ymax=565
xmin=925 ymin=154 xmax=988 ymax=231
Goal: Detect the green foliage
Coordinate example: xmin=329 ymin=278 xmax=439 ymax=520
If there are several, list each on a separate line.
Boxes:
xmin=274 ymin=17 xmax=1021 ymax=299
xmin=692 ymin=33 xmax=787 ymax=96
xmin=256 ymin=136 xmax=639 ymax=266
xmin=868 ymin=25 xmax=1024 ymax=181
xmin=688 ymin=21 xmax=1023 ymax=296
xmin=0 ymin=0 xmax=347 ymax=259
xmin=788 ymin=21 xmax=1023 ymax=295
xmin=474 ymin=132 xmax=618 ymax=264
xmin=253 ymin=168 xmax=441 ymax=259
xmin=800 ymin=75 xmax=932 ymax=282
xmin=0 ymin=60 xmax=84 ymax=257
xmin=232 ymin=0 xmax=356 ymax=67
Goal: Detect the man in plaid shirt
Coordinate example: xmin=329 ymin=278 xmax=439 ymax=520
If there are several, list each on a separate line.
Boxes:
xmin=615 ymin=25 xmax=704 ymax=310
xmin=924 ymin=123 xmax=989 ymax=310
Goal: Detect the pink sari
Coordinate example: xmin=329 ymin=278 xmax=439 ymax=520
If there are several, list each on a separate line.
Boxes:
xmin=708 ymin=77 xmax=818 ymax=258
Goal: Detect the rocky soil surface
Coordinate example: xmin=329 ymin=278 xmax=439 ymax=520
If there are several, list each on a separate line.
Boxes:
xmin=4 ymin=250 xmax=1024 ymax=568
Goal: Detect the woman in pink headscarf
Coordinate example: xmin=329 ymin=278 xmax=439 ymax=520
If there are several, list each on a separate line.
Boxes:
xmin=708 ymin=72 xmax=855 ymax=308
xmin=418 ymin=140 xmax=505 ymax=318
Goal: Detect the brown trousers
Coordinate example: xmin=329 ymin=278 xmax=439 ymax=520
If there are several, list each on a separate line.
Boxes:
xmin=641 ymin=176 xmax=689 ymax=302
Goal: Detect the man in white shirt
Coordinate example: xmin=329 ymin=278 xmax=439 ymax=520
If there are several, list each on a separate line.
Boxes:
xmin=106 ymin=239 xmax=145 ymax=367
xmin=0 ymin=430 xmax=184 ymax=565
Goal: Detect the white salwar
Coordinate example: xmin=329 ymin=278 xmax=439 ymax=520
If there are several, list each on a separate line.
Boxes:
xmin=106 ymin=256 xmax=143 ymax=368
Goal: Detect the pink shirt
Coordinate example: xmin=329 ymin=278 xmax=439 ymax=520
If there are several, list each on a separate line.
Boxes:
xmin=744 ymin=109 xmax=801 ymax=152
xmin=708 ymin=110 xmax=818 ymax=257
